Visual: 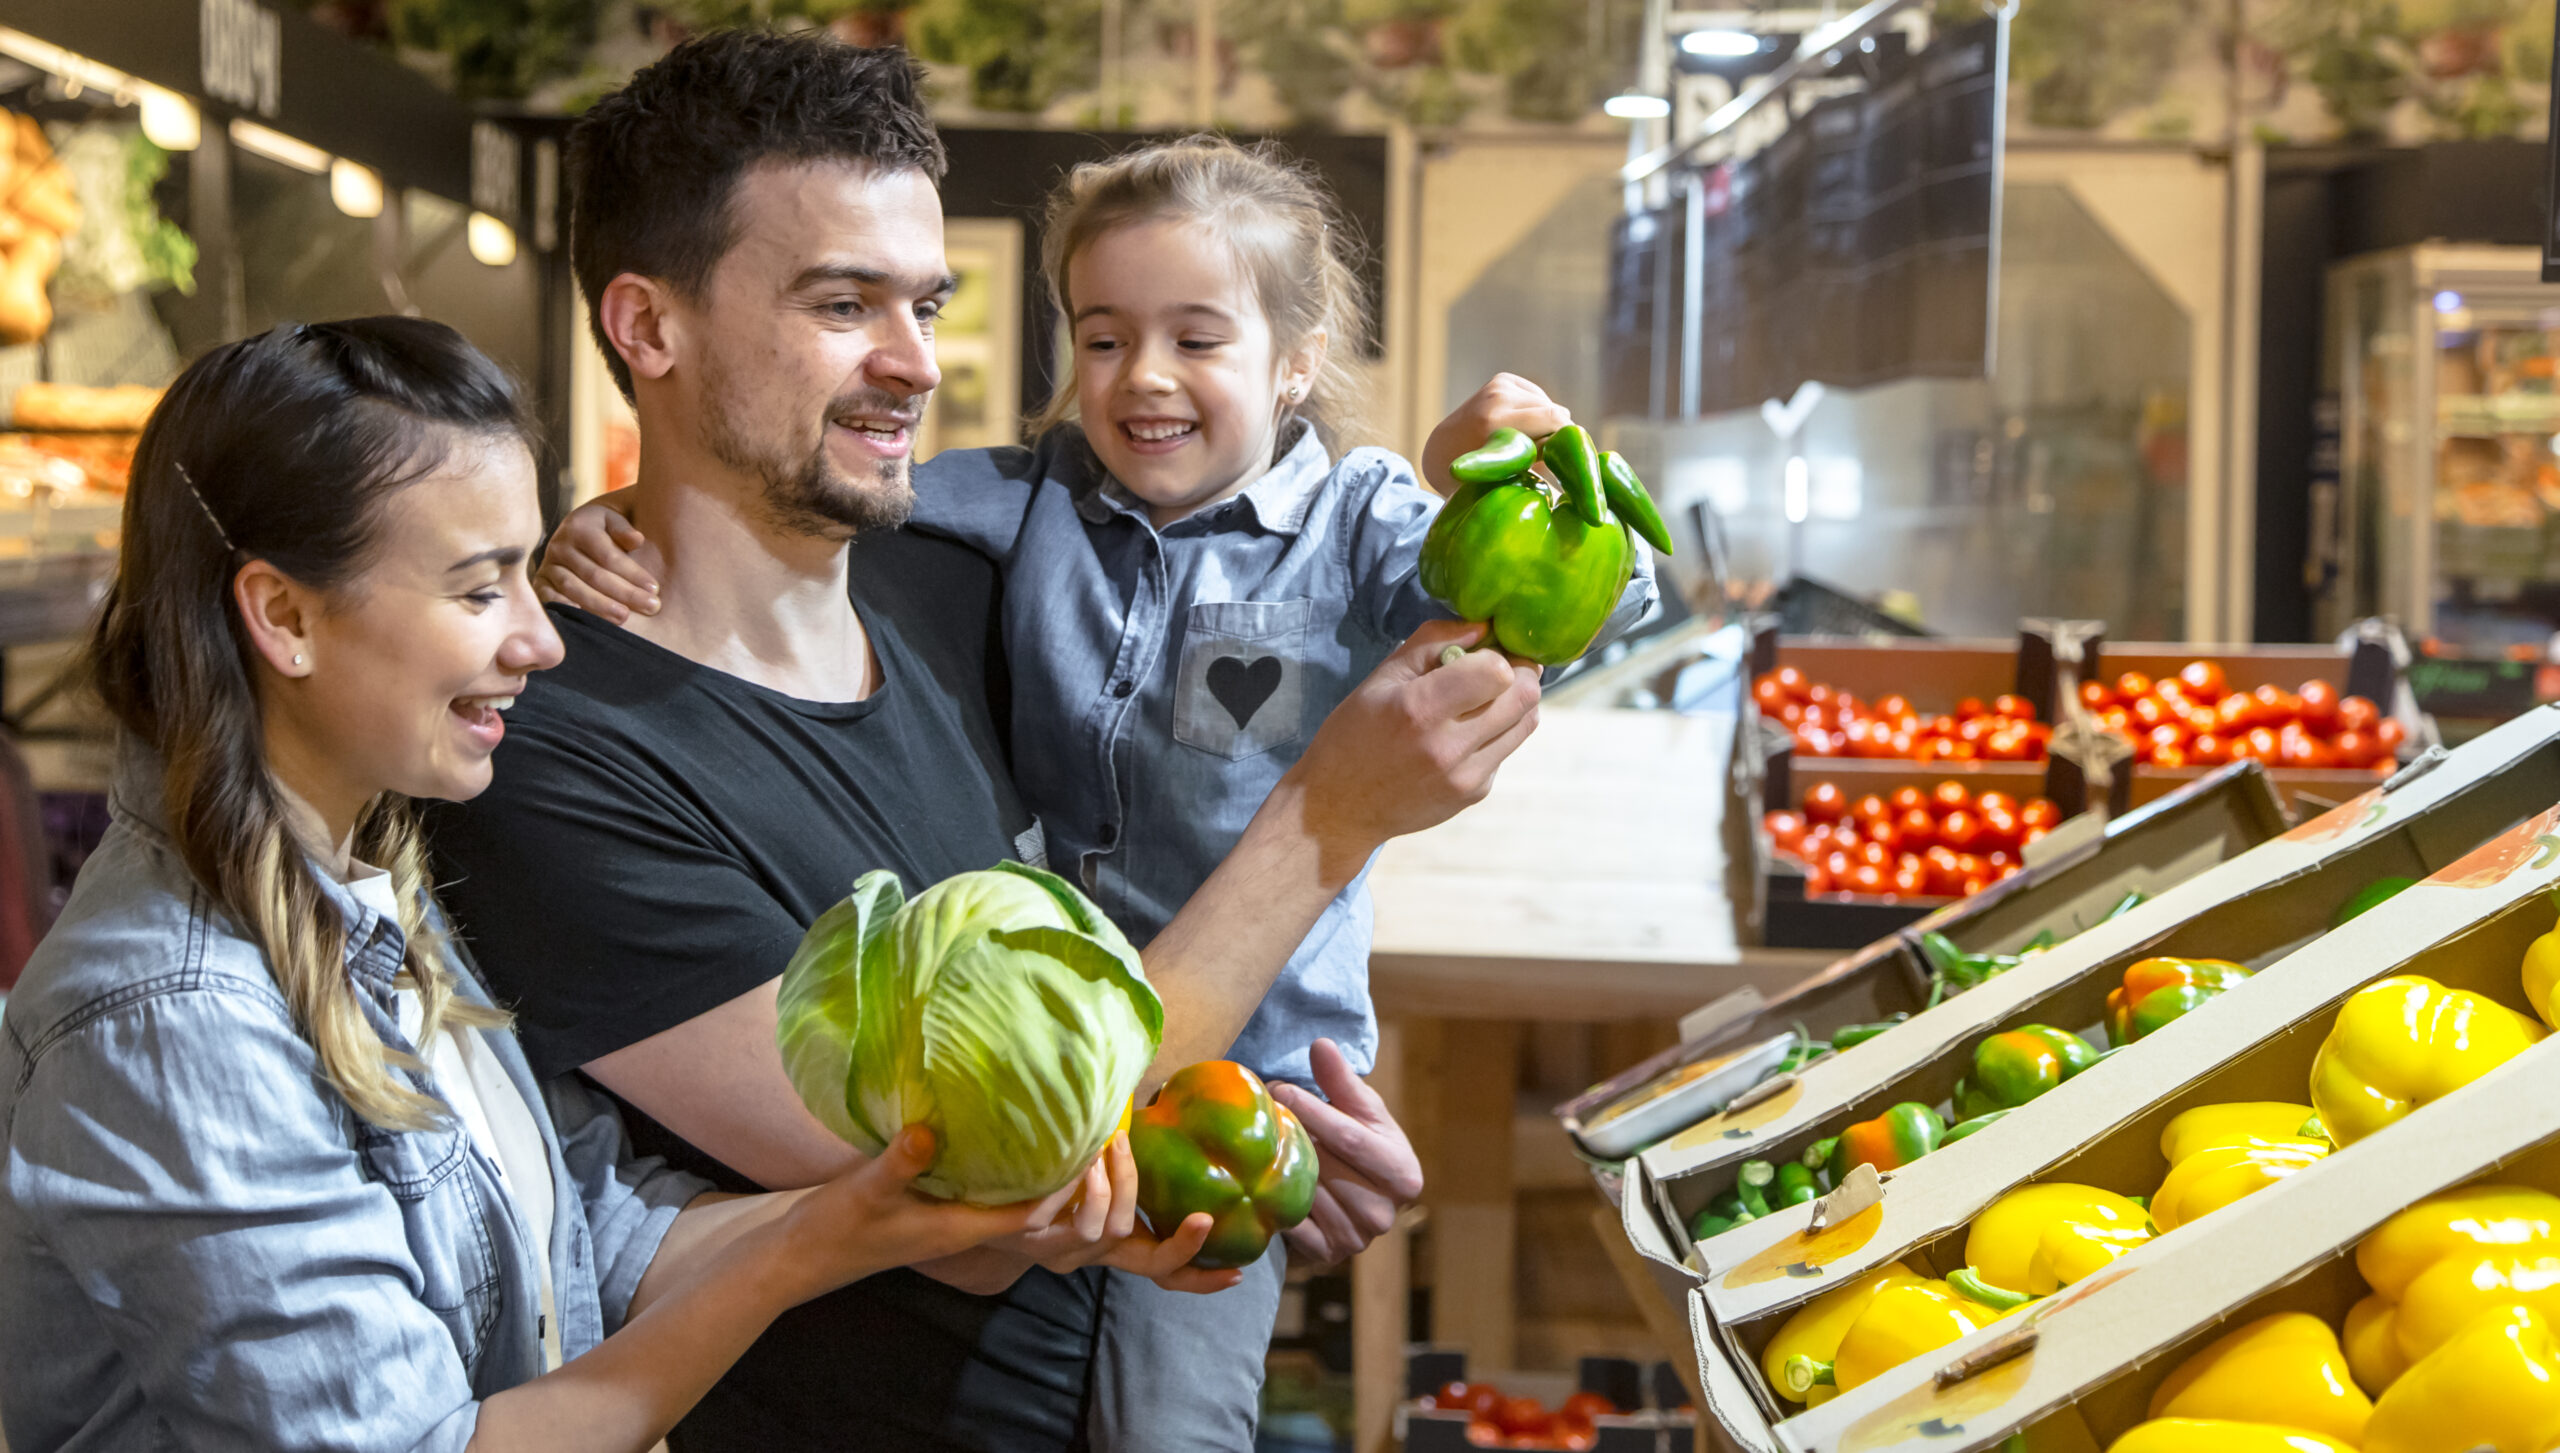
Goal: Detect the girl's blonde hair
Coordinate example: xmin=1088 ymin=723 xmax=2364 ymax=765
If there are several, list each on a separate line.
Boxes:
xmin=1033 ymin=135 xmax=1373 ymax=451
xmin=87 ymin=319 xmax=515 ymax=1133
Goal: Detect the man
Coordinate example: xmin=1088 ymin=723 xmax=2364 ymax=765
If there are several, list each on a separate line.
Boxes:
xmin=431 ymin=30 xmax=1542 ymax=1453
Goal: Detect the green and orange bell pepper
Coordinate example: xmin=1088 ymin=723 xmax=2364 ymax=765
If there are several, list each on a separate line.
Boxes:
xmin=1130 ymin=1060 xmax=1319 ymax=1269
xmin=1952 ymin=1024 xmax=2100 ymax=1120
xmin=1827 ymin=1102 xmax=1946 ymax=1184
xmin=2107 ymin=957 xmax=2253 ymax=1045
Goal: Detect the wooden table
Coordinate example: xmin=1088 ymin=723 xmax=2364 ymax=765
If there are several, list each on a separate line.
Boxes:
xmin=1351 ymin=707 xmax=1830 ymax=1451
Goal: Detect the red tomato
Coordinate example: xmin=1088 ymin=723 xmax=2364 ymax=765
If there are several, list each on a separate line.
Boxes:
xmin=1994 ymin=693 xmax=2036 ymax=721
xmin=1560 ymin=1392 xmax=1617 ymax=1423
xmin=1999 ymin=862 xmax=2024 ymax=881
xmin=2151 ymin=742 xmax=2191 ymax=769
xmin=2100 ymin=706 xmax=2134 ymax=736
xmin=1939 ymin=809 xmax=1984 ymax=853
xmin=1433 ymin=1380 xmax=1474 ymax=1411
xmin=1867 ymin=819 xmax=1904 ymax=854
xmin=2216 ymin=692 xmax=2258 ymax=731
xmin=2242 ymin=726 xmax=2282 ymax=761
xmin=1927 ymin=714 xmax=1960 ymax=740
xmin=1889 ymin=786 xmax=1929 ymax=815
xmin=1853 ymin=793 xmax=1893 ymax=826
xmin=1765 ymin=810 xmax=1807 ymax=851
xmin=1924 ymin=846 xmax=1964 ymax=894
xmin=1752 ymin=677 xmax=1790 ymax=713
xmin=1888 ymin=730 xmax=1918 ymax=759
xmin=2147 ymin=722 xmax=2191 ymax=754
xmin=1834 ymin=692 xmax=1866 ymax=721
xmin=1956 ymin=695 xmax=1988 ymax=719
xmin=2115 ymin=671 xmax=2155 ymax=701
xmin=2079 ymin=680 xmax=2117 ymax=711
xmin=1778 ymin=700 xmax=1807 ymax=727
xmin=1495 ymin=1397 xmax=1549 ymax=1436
xmin=1807 ymin=683 xmax=1836 ymax=707
xmin=1802 ymin=864 xmax=1833 ymax=895
xmin=1850 ymin=862 xmax=1891 ymax=896
xmin=2189 ymin=731 xmax=2229 ymax=764
xmin=1978 ymin=805 xmax=2023 ymax=853
xmin=2021 ymin=798 xmax=2061 ymax=831
xmin=1802 ymin=702 xmax=1833 ymax=730
xmin=1467 ymin=1418 xmax=1503 ymax=1447
xmin=2276 ymin=723 xmax=2325 ymax=767
xmin=2154 ymin=676 xmax=2190 ymax=706
xmin=1794 ymin=724 xmax=1836 ymax=756
xmin=1857 ymin=840 xmax=1893 ymax=869
xmin=2253 ymin=683 xmax=2302 ymax=723
xmin=1961 ymin=874 xmax=1991 ymax=896
xmin=1443 ymin=1383 xmax=1504 ymax=1417
xmin=2297 ymin=679 xmax=2341 ymax=733
xmin=2131 ymin=695 xmax=2171 ymax=730
xmin=2332 ymin=728 xmax=2375 ymax=767
xmin=2375 ymin=717 xmax=2407 ymax=753
xmin=1931 ymin=780 xmax=1973 ymax=814
xmin=1976 ymin=791 xmax=2018 ymax=818
xmin=2337 ymin=695 xmax=2381 ymax=733
xmin=1824 ymin=850 xmax=1858 ymax=881
xmin=1773 ymin=666 xmax=1809 ymax=699
xmin=2178 ymin=660 xmax=2227 ymax=698
xmin=1836 ymin=719 xmax=1874 ymax=757
xmin=1957 ymin=716 xmax=1996 ymax=746
xmin=1985 ymin=850 xmax=2015 ymax=873
xmin=1985 ymin=729 xmax=2033 ymax=761
xmin=1876 ymin=693 xmax=1915 ymax=721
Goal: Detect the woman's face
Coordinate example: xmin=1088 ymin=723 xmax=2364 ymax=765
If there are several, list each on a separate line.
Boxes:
xmin=262 ymin=433 xmax=563 ymax=825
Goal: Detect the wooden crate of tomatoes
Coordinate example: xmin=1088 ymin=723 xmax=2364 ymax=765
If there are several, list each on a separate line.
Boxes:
xmin=2078 ymin=658 xmax=2403 ymax=808
xmin=1767 ymin=779 xmax=2059 ymax=903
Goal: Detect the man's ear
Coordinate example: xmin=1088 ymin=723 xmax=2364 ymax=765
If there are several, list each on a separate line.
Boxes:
xmin=598 ymin=273 xmax=684 ymax=386
xmin=233 ymin=559 xmax=318 ymax=680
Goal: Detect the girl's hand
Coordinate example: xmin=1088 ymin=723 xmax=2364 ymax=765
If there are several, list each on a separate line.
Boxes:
xmin=1420 ymin=373 xmax=1573 ymax=497
xmin=536 ymin=488 xmax=661 ymax=622
xmin=1000 ymin=1134 xmax=1244 ymax=1294
xmin=781 ymin=1125 xmax=1075 ymax=1299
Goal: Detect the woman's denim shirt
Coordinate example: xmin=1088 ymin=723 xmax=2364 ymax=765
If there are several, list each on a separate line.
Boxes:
xmin=0 ymin=753 xmax=708 ymax=1451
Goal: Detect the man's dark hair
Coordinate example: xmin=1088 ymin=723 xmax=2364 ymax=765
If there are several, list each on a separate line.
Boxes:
xmin=567 ymin=30 xmax=948 ymax=398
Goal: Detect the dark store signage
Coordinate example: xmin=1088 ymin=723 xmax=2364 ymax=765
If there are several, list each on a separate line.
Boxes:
xmin=199 ymin=0 xmax=281 ymax=118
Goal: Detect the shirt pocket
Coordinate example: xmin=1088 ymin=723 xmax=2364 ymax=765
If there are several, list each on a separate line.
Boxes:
xmin=356 ymin=1123 xmax=504 ymax=1370
xmin=1174 ymin=599 xmax=1312 ymax=762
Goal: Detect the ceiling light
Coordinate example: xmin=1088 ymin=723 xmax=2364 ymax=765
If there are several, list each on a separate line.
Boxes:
xmin=229 ymin=119 xmax=328 ymax=174
xmin=467 ymin=212 xmax=517 ymax=267
xmin=1604 ymin=92 xmax=1672 ymax=119
xmin=330 ymin=159 xmax=382 ymax=219
xmin=137 ymin=87 xmax=199 ymax=151
xmin=1681 ymin=28 xmax=1762 ymax=56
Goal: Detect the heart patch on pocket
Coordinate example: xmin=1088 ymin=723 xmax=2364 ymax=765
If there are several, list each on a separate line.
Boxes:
xmin=1206 ymin=654 xmax=1285 ymax=727
xmin=1175 ymin=598 xmax=1312 ymax=762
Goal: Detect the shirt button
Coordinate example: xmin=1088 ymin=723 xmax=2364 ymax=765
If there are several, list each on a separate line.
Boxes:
xmin=1111 ymin=679 xmax=1135 ymax=698
xmin=1099 ymin=822 xmax=1119 ymax=846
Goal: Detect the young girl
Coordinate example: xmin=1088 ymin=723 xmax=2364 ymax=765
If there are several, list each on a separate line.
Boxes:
xmin=540 ymin=135 xmax=1657 ymax=1448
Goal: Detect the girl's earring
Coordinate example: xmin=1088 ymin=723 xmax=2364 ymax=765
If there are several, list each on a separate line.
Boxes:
xmin=292 ymin=654 xmax=306 ymax=668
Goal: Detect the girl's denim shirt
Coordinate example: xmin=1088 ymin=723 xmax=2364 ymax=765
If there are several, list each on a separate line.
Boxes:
xmin=0 ymin=749 xmax=707 ymax=1451
xmin=912 ymin=425 xmax=1657 ymax=1085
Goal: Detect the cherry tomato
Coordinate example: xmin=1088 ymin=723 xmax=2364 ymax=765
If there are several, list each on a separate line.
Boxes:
xmin=1802 ymin=702 xmax=1833 ymax=730
xmin=1850 ymin=862 xmax=1891 ymax=896
xmin=2215 ymin=692 xmax=2258 ymax=731
xmin=1866 ymin=820 xmax=1903 ymax=854
xmin=1970 ymin=791 xmax=2014 ymax=819
xmin=1957 ymin=715 xmax=1996 ymax=746
xmin=2188 ymin=730 xmax=2228 ymax=764
xmin=1807 ymin=683 xmax=1836 ymax=708
xmin=1939 ymin=809 xmax=1984 ymax=853
xmin=2297 ymin=679 xmax=2340 ymax=733
xmin=1993 ymin=693 xmax=2036 ymax=721
xmin=2337 ymin=695 xmax=2380 ymax=733
xmin=1986 ymin=729 xmax=2033 ymax=761
xmin=2375 ymin=717 xmax=2407 ymax=753
xmin=2115 ymin=671 xmax=2155 ymax=701
xmin=1985 ymin=849 xmax=2015 ymax=873
xmin=2079 ymin=680 xmax=2117 ymax=711
xmin=1751 ymin=677 xmax=1790 ymax=713
xmin=2332 ymin=727 xmax=2375 ymax=767
xmin=1961 ymin=874 xmax=1991 ymax=896
xmin=2253 ymin=683 xmax=2301 ymax=723
xmin=2131 ymin=695 xmax=2171 ymax=730
xmin=1978 ymin=805 xmax=2023 ymax=853
xmin=1876 ymin=693 xmax=1915 ymax=720
xmin=1956 ymin=695 xmax=1987 ymax=719
xmin=2100 ymin=706 xmax=2134 ymax=736
xmin=1804 ymin=782 xmax=1847 ymax=823
xmin=1778 ymin=700 xmax=1807 ymax=727
xmin=1824 ymin=849 xmax=1858 ymax=880
xmin=1888 ymin=730 xmax=1918 ymax=759
xmin=1927 ymin=714 xmax=1959 ymax=740
xmin=2242 ymin=726 xmax=2282 ymax=761
xmin=2151 ymin=742 xmax=2191 ymax=769
xmin=2147 ymin=721 xmax=2191 ymax=753
xmin=1452 ymin=1383 xmax=1505 ymax=1418
xmin=1924 ymin=846 xmax=1964 ymax=894
xmin=1889 ymin=785 xmax=1928 ymax=814
xmin=1802 ymin=864 xmax=1833 ymax=895
xmin=1773 ymin=666 xmax=1809 ymax=699
xmin=1890 ymin=860 xmax=1930 ymax=898
xmin=1764 ymin=809 xmax=1807 ymax=851
xmin=1891 ymin=807 xmax=1936 ymax=852
xmin=1850 ymin=793 xmax=1890 ymax=827
xmin=1853 ymin=840 xmax=1889 ymax=870
xmin=1931 ymin=780 xmax=1972 ymax=814
xmin=1559 ymin=1392 xmax=1617 ymax=1424
xmin=1834 ymin=692 xmax=1866 ymax=721
xmin=2021 ymin=798 xmax=2061 ymax=831
xmin=1794 ymin=724 xmax=1836 ymax=756
xmin=2177 ymin=660 xmax=2227 ymax=698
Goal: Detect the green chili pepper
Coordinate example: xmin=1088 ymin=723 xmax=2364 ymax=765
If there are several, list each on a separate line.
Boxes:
xmin=1803 ymin=1136 xmax=1840 ymax=1172
xmin=2105 ymin=889 xmax=2146 ymax=921
xmin=1774 ymin=1161 xmax=1819 ymax=1207
xmin=1450 ymin=426 xmax=1538 ymax=484
xmin=2024 ymin=929 xmax=2058 ymax=953
xmin=1952 ymin=1025 xmax=2101 ymax=1120
xmin=1539 ymin=423 xmax=1610 ymax=527
xmin=1942 ymin=1109 xmax=2009 ymax=1145
xmin=1828 ymin=1016 xmax=1909 ymax=1051
xmin=1690 ymin=1211 xmax=1738 ymax=1241
xmin=1708 ymin=1188 xmax=1749 ymax=1222
xmin=1735 ymin=1160 xmax=1776 ymax=1218
xmin=1600 ymin=450 xmax=1675 ymax=555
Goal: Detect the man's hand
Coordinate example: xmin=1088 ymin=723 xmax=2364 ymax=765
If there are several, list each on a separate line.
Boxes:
xmin=1269 ymin=1039 xmax=1424 ymax=1270
xmin=1283 ymin=620 xmax=1539 ymax=884
xmin=1419 ymin=373 xmax=1573 ymax=498
xmin=997 ymin=1135 xmax=1243 ymax=1295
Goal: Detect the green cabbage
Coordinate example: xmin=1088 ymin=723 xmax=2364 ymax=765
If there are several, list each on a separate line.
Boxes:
xmin=776 ymin=861 xmax=1164 ymax=1203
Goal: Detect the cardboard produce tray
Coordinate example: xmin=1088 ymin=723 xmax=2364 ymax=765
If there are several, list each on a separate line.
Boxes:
xmin=1557 ymin=763 xmax=2287 ymax=1164
xmin=1632 ymin=707 xmax=2560 ymax=1266
xmin=1758 ymin=846 xmax=2560 ymax=1453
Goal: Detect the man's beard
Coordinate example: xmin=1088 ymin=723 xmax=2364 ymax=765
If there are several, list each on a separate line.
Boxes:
xmin=702 ymin=368 xmax=917 ymax=539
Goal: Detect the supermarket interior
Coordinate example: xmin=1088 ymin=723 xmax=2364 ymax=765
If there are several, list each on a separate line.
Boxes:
xmin=11 ymin=1 xmax=2560 ymax=1452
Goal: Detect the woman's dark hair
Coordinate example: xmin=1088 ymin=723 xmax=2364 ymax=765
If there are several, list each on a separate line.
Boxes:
xmin=87 ymin=316 xmax=527 ymax=1129
xmin=567 ymin=29 xmax=948 ymax=400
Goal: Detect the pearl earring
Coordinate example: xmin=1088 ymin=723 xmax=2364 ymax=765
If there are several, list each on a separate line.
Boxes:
xmin=292 ymin=654 xmax=305 ymax=667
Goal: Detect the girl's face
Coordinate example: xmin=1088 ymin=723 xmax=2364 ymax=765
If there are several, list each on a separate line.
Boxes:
xmin=254 ymin=433 xmax=565 ymax=836
xmin=1069 ymin=218 xmax=1319 ymax=525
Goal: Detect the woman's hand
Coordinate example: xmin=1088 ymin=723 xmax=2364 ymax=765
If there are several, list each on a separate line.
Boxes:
xmin=997 ymin=1135 xmax=1243 ymax=1294
xmin=1419 ymin=373 xmax=1573 ymax=498
xmin=1270 ymin=1040 xmax=1424 ymax=1270
xmin=535 ymin=488 xmax=659 ymax=623
xmin=777 ymin=1125 xmax=1076 ymax=1301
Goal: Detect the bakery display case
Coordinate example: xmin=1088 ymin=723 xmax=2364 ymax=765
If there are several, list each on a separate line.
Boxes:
xmin=2327 ymin=243 xmax=2560 ymax=656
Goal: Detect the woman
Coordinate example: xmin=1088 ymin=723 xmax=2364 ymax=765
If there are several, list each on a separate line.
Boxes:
xmin=0 ymin=318 xmax=1135 ymax=1452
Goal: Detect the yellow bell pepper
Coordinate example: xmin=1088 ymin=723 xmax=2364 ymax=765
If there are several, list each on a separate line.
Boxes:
xmin=2364 ymin=1305 xmax=2560 ymax=1453
xmin=2151 ymin=1141 xmax=2329 ymax=1234
xmin=1761 ymin=1263 xmax=1918 ymax=1404
xmin=1961 ymin=1183 xmax=2156 ymax=1301
xmin=1768 ymin=1269 xmax=2005 ymax=1399
xmin=2107 ymin=1420 xmax=2359 ymax=1453
xmin=2347 ymin=1184 xmax=2560 ymax=1393
xmin=2308 ymin=976 xmax=2546 ymax=1147
xmin=2159 ymin=1102 xmax=2327 ymax=1165
xmin=2144 ymin=1312 xmax=2372 ymax=1447
xmin=2520 ymin=893 xmax=2560 ymax=1031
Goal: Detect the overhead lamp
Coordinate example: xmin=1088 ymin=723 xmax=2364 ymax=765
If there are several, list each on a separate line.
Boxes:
xmin=137 ymin=86 xmax=199 ymax=151
xmin=1680 ymin=28 xmax=1762 ymax=57
xmin=466 ymin=212 xmax=517 ymax=267
xmin=1604 ymin=92 xmax=1672 ymax=119
xmin=330 ymin=159 xmax=383 ymax=219
xmin=229 ymin=119 xmax=328 ymax=174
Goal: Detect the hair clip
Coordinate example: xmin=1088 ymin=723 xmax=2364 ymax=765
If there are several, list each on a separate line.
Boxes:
xmin=174 ymin=462 xmax=237 ymax=552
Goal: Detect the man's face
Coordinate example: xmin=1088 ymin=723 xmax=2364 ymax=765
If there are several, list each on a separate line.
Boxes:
xmin=682 ymin=161 xmax=952 ymax=539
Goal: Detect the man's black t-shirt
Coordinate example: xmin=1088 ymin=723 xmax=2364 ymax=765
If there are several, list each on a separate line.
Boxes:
xmin=429 ymin=526 xmax=1098 ymax=1453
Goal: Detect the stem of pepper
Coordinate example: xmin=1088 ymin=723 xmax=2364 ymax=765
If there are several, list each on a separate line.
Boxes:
xmin=1781 ymin=1355 xmax=1836 ymax=1398
xmin=1947 ymin=1268 xmax=2035 ymax=1312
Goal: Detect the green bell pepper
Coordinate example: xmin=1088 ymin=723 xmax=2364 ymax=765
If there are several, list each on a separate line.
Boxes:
xmin=1828 ymin=1102 xmax=1947 ymax=1184
xmin=1450 ymin=426 xmax=1539 ymax=484
xmin=1131 ymin=1060 xmax=1320 ymax=1269
xmin=1600 ymin=450 xmax=1675 ymax=555
xmin=1417 ymin=474 xmax=1635 ymax=666
xmin=1539 ymin=423 xmax=1609 ymax=526
xmin=1828 ymin=1016 xmax=1909 ymax=1051
xmin=1952 ymin=1025 xmax=2101 ymax=1120
xmin=2332 ymin=875 xmax=2416 ymax=927
xmin=1942 ymin=1109 xmax=2010 ymax=1146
